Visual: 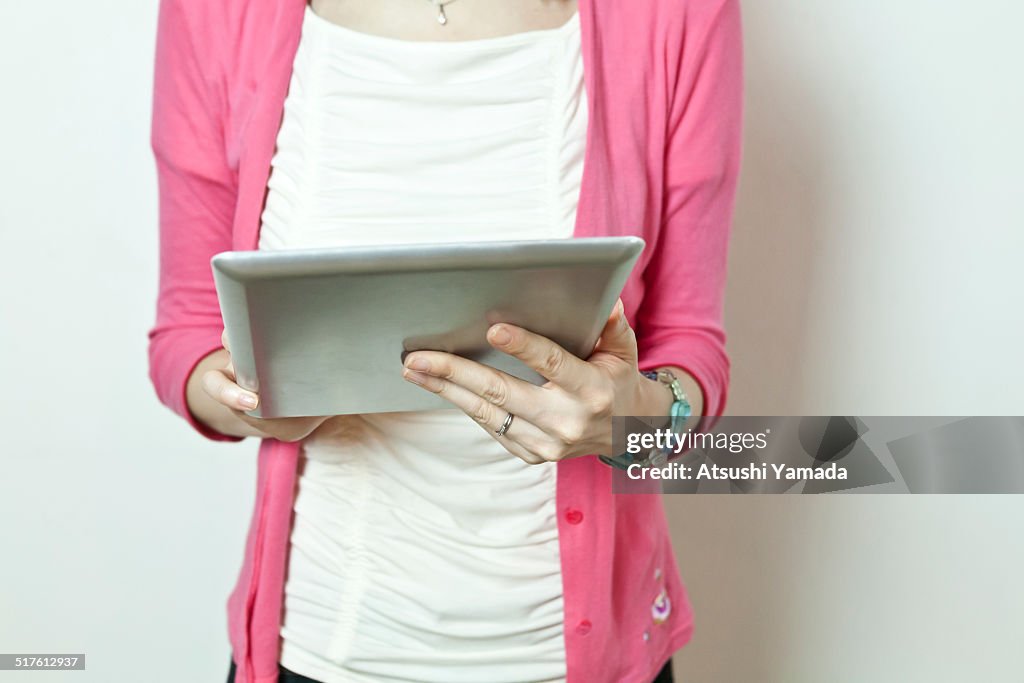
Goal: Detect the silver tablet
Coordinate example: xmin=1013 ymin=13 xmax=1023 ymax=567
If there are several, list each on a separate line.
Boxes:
xmin=211 ymin=236 xmax=644 ymax=418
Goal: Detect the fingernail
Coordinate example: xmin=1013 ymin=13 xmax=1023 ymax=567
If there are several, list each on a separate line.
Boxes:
xmin=403 ymin=369 xmax=428 ymax=386
xmin=406 ymin=357 xmax=430 ymax=372
xmin=489 ymin=325 xmax=512 ymax=346
xmin=238 ymin=393 xmax=258 ymax=409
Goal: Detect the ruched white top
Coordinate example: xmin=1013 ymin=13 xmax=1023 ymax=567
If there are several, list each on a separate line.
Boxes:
xmin=257 ymin=5 xmax=586 ymax=683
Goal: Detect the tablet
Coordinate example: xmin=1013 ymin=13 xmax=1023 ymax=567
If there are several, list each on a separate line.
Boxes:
xmin=211 ymin=236 xmax=644 ymax=418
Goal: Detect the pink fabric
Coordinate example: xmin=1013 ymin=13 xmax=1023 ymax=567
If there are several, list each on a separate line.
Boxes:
xmin=149 ymin=0 xmax=743 ymax=681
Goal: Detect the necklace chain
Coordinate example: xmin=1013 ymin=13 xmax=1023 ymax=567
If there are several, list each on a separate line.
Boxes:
xmin=429 ymin=0 xmax=458 ymax=25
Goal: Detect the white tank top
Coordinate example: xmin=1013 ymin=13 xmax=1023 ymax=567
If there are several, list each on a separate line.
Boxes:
xmin=258 ymin=6 xmax=586 ymax=682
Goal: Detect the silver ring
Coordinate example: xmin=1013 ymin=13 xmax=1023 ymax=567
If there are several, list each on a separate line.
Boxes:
xmin=495 ymin=412 xmax=515 ymax=437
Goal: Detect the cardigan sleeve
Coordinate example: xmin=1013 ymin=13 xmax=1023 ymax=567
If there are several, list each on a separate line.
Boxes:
xmin=635 ymin=0 xmax=743 ymax=422
xmin=148 ymin=0 xmax=243 ymax=442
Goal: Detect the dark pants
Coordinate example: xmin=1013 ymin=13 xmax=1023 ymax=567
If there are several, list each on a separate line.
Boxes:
xmin=227 ymin=659 xmax=675 ymax=683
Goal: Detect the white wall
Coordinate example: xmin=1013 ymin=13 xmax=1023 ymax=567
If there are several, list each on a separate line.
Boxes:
xmin=0 ymin=2 xmax=255 ymax=681
xmin=0 ymin=1 xmax=1021 ymax=682
xmin=725 ymin=0 xmax=1024 ymax=417
xmin=669 ymin=2 xmax=1024 ymax=681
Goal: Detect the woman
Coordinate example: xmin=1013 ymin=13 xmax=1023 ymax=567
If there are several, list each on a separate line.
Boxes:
xmin=148 ymin=0 xmax=742 ymax=681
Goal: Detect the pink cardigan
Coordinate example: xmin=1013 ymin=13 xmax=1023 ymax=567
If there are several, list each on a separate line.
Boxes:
xmin=148 ymin=0 xmax=742 ymax=681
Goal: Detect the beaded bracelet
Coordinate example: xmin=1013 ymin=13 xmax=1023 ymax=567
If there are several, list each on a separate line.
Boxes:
xmin=599 ymin=369 xmax=692 ymax=470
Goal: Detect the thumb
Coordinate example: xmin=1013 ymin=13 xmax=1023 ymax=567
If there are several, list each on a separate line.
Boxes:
xmin=593 ymin=299 xmax=637 ymax=362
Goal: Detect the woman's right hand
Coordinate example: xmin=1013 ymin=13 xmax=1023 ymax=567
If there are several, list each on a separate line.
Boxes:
xmin=190 ymin=330 xmax=330 ymax=442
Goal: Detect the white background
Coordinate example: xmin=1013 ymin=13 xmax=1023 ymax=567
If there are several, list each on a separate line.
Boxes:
xmin=1 ymin=1 xmax=1022 ymax=681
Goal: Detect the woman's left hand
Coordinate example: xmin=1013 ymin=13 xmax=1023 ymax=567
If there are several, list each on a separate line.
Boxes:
xmin=400 ymin=299 xmax=653 ymax=464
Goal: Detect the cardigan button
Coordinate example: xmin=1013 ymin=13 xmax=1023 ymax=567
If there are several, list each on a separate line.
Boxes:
xmin=565 ymin=508 xmax=584 ymax=525
xmin=575 ymin=619 xmax=592 ymax=636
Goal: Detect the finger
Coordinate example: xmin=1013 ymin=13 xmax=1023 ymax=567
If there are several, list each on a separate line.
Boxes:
xmin=202 ymin=367 xmax=259 ymax=411
xmin=496 ymin=434 xmax=547 ymax=466
xmin=219 ymin=345 xmax=261 ymax=404
xmin=402 ymin=351 xmax=542 ymax=423
xmin=402 ymin=369 xmax=550 ymax=460
xmin=219 ymin=331 xmax=238 ymax=383
xmin=592 ymin=299 xmax=638 ymax=363
xmin=223 ymin=354 xmax=236 ymax=382
xmin=486 ymin=323 xmax=591 ymax=393
xmin=478 ymin=415 xmax=547 ymax=466
xmin=233 ymin=412 xmax=327 ymax=443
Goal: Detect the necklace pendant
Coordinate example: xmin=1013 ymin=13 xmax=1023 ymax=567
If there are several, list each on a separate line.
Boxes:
xmin=437 ymin=5 xmax=447 ymax=25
